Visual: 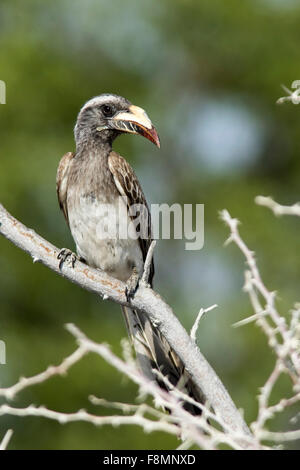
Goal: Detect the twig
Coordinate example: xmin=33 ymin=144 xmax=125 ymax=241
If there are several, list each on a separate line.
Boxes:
xmin=0 ymin=404 xmax=179 ymax=436
xmin=190 ymin=304 xmax=218 ymax=342
xmin=255 ymin=196 xmax=300 ymax=217
xmin=259 ymin=429 xmax=300 ymax=443
xmin=251 ymin=360 xmax=283 ymax=435
xmin=89 ymin=395 xmax=167 ymax=420
xmin=222 ymin=210 xmax=300 ymax=380
xmin=232 ymin=309 xmax=269 ymax=328
xmin=0 ymin=345 xmax=88 ymax=400
xmin=221 ymin=208 xmax=300 ymax=446
xmin=0 ymin=322 xmax=260 ymax=450
xmin=277 ymin=83 xmax=300 ymax=105
xmin=141 ymin=240 xmax=156 ymax=286
xmin=220 ymin=210 xmax=294 ymax=363
xmin=0 ymin=429 xmax=13 ymax=450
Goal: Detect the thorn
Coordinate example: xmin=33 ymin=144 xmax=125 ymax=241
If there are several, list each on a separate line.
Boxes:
xmin=281 ymin=84 xmax=292 ymax=95
xmin=224 ymin=235 xmax=233 ymax=246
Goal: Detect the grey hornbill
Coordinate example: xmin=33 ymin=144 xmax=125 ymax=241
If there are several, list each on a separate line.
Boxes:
xmin=56 ymin=94 xmax=204 ymax=414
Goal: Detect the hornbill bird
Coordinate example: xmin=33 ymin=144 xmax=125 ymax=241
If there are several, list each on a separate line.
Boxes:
xmin=56 ymin=94 xmax=204 ymax=414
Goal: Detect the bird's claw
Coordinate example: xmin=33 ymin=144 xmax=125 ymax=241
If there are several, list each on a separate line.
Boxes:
xmin=57 ymin=248 xmax=77 ymax=269
xmin=125 ymin=267 xmax=140 ymax=301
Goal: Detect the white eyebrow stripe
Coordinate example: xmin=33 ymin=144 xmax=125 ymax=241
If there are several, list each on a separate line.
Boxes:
xmin=80 ymin=96 xmax=109 ymax=111
xmin=79 ymin=95 xmax=130 ymax=114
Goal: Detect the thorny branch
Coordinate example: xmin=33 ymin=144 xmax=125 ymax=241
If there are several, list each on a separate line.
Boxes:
xmin=255 ymin=195 xmax=300 ymax=217
xmin=277 ymin=82 xmax=300 ymax=105
xmin=0 ymin=202 xmax=251 ymax=448
xmin=0 ymin=429 xmax=13 ymax=451
xmin=1 ymin=199 xmax=299 ymax=449
xmin=0 ymin=323 xmax=259 ymax=450
xmin=221 ymin=207 xmax=300 ymax=445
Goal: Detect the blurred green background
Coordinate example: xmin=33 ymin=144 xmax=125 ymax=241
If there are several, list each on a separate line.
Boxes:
xmin=0 ymin=0 xmax=300 ymax=449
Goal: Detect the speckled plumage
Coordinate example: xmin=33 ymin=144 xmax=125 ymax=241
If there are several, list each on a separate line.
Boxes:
xmin=56 ymin=94 xmax=204 ymax=415
xmin=57 ymin=95 xmax=154 ymax=283
xmin=57 ymin=142 xmax=149 ymax=281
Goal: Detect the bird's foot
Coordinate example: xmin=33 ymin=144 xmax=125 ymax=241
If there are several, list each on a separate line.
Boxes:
xmin=125 ymin=267 xmax=140 ymax=301
xmin=57 ymin=248 xmax=78 ymax=269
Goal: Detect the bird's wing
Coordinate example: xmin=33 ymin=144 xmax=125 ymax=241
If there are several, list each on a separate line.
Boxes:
xmin=108 ymin=151 xmax=154 ymax=285
xmin=109 ymin=152 xmax=204 ymax=413
xmin=56 ymin=151 xmax=74 ymax=226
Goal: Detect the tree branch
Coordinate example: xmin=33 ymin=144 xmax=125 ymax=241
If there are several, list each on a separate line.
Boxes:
xmin=0 ymin=429 xmax=13 ymax=450
xmin=0 ymin=343 xmax=88 ymax=400
xmin=0 ymin=202 xmax=251 ymax=439
xmin=0 ymin=323 xmax=260 ymax=450
xmin=255 ymin=195 xmax=300 ymax=217
xmin=0 ymin=403 xmax=179 ymax=437
xmin=221 ymin=208 xmax=300 ymax=445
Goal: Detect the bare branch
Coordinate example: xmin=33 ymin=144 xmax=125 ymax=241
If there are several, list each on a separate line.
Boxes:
xmin=0 ymin=403 xmax=179 ymax=436
xmin=232 ymin=309 xmax=269 ymax=328
xmin=0 ymin=322 xmax=260 ymax=450
xmin=0 ymin=202 xmax=251 ymax=437
xmin=255 ymin=195 xmax=300 ymax=217
xmin=0 ymin=429 xmax=13 ymax=450
xmin=0 ymin=345 xmax=88 ymax=400
xmin=221 ymin=208 xmax=300 ymax=446
xmin=220 ymin=210 xmax=296 ymax=367
xmin=190 ymin=304 xmax=218 ymax=342
xmin=89 ymin=395 xmax=168 ymax=421
xmin=141 ymin=240 xmax=156 ymax=286
xmin=259 ymin=429 xmax=300 ymax=443
xmin=277 ymin=82 xmax=300 ymax=105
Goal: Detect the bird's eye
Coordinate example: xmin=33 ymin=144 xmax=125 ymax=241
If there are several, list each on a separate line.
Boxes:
xmin=101 ymin=104 xmax=114 ymax=117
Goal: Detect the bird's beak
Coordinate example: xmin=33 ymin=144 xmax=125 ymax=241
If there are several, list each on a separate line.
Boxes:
xmin=109 ymin=105 xmax=160 ymax=148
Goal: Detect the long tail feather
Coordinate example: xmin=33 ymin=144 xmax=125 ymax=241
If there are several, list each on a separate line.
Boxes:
xmin=121 ymin=306 xmax=205 ymax=415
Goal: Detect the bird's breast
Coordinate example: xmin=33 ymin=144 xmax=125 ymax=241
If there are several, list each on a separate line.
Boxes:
xmin=67 ymin=187 xmax=143 ymax=282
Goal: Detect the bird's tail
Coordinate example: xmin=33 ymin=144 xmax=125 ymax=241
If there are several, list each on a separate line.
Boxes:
xmin=121 ymin=306 xmax=205 ymax=415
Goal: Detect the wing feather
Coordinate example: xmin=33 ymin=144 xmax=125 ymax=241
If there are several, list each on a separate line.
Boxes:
xmin=56 ymin=151 xmax=74 ymax=226
xmin=108 ymin=151 xmax=154 ymax=285
xmin=109 ymin=153 xmax=204 ymax=413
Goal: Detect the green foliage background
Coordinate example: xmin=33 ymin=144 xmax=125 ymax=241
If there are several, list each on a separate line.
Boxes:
xmin=0 ymin=0 xmax=299 ymax=449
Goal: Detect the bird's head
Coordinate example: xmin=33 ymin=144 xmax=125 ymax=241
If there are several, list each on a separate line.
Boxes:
xmin=74 ymin=94 xmax=160 ymax=149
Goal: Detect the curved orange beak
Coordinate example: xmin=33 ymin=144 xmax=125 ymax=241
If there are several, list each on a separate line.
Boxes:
xmin=109 ymin=104 xmax=160 ymax=148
